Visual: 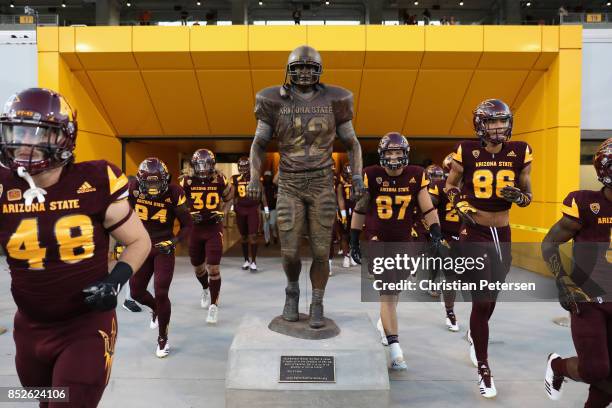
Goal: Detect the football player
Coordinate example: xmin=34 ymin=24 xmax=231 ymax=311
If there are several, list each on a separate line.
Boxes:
xmin=128 ymin=158 xmax=192 ymax=358
xmin=248 ymin=45 xmax=364 ymax=328
xmin=262 ymin=170 xmax=278 ymax=246
xmin=445 ymin=99 xmax=533 ymax=398
xmin=0 ymin=88 xmax=150 ymax=406
xmin=427 ymin=162 xmax=461 ymax=332
xmin=337 ymin=163 xmax=358 ymax=269
xmin=233 ymin=156 xmax=267 ymax=272
xmin=349 ymin=132 xmax=445 ymax=370
xmin=181 ymin=149 xmax=233 ymax=324
xmin=542 ymin=139 xmax=612 ymax=406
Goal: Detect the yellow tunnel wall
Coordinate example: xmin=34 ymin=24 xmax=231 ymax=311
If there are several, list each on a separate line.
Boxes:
xmin=36 ymin=25 xmax=582 ymax=275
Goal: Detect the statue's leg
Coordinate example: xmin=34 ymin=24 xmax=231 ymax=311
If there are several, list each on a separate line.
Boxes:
xmin=277 ymin=181 xmax=306 ymax=321
xmin=306 ymin=172 xmax=337 ymax=328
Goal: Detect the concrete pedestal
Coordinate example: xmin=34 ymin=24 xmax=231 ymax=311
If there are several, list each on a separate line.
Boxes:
xmin=225 ymin=312 xmax=389 ymax=408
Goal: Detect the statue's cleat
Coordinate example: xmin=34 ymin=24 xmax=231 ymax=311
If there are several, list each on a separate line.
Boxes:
xmin=309 ymin=302 xmax=325 ymax=329
xmin=282 ymin=285 xmax=299 ymax=322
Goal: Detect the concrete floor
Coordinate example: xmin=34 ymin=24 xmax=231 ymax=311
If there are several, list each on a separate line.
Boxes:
xmin=0 ymin=253 xmax=590 ymax=408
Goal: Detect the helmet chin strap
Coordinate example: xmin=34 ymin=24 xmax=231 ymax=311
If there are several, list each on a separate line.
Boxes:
xmin=17 ymin=166 xmax=47 ymax=205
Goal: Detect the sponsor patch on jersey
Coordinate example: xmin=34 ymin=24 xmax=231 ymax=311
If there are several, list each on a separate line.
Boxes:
xmin=382 ymin=181 xmax=389 ymax=187
xmin=590 ymin=202 xmax=600 ymax=214
xmin=472 ymin=150 xmax=480 ymax=159
xmin=77 ymin=181 xmax=97 ymax=194
xmin=376 ymin=177 xmax=382 ymax=185
xmin=7 ymin=189 xmax=21 ymax=201
xmin=507 ymin=150 xmax=516 ymax=157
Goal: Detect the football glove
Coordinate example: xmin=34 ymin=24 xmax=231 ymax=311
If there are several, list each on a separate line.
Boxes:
xmin=155 ymin=240 xmax=175 ymax=255
xmin=428 ymin=223 xmax=451 ymax=258
xmin=83 ymin=261 xmax=132 ymax=312
xmin=556 ymin=275 xmax=590 ymax=315
xmin=210 ymin=211 xmax=224 ymax=224
xmin=500 ymin=186 xmax=531 ymax=207
xmin=191 ymin=211 xmax=203 ymax=224
xmin=455 ymin=200 xmax=477 ymax=226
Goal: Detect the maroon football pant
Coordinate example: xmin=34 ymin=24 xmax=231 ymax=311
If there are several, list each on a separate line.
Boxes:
xmin=189 ymin=223 xmax=223 ymax=266
xmin=236 ymin=206 xmax=260 ymax=236
xmin=129 ymin=249 xmax=175 ymax=339
xmin=13 ymin=310 xmax=116 ymax=408
xmin=460 ymin=223 xmax=511 ymax=363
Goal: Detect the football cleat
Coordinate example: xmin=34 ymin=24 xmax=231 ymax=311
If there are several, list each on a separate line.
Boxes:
xmin=478 ymin=363 xmax=497 ymax=398
xmin=201 ymin=289 xmax=210 ymax=309
xmin=150 ymin=312 xmax=158 ymax=329
xmin=156 ymin=337 xmax=170 ymax=358
xmin=337 ymin=248 xmax=343 ymax=255
xmin=350 ymin=256 xmax=357 ymax=266
xmin=250 ymin=262 xmax=257 ymax=272
xmin=446 ymin=310 xmax=459 ymax=332
xmin=343 ymin=256 xmax=350 ymax=268
xmin=545 ymin=353 xmax=565 ymax=401
xmin=389 ymin=343 xmax=407 ymax=371
xmin=377 ymin=318 xmax=388 ymax=346
xmin=242 ymin=260 xmax=250 ymax=270
xmin=122 ymin=299 xmax=142 ymax=313
xmin=467 ymin=330 xmax=478 ymax=367
xmin=207 ymin=304 xmax=218 ymax=324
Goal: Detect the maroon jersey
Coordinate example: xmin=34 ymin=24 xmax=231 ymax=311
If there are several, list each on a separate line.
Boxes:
xmin=254 ymin=85 xmax=353 ymax=173
xmin=0 ymin=161 xmax=129 ymax=322
xmin=561 ymin=190 xmax=612 ymax=284
xmin=428 ymin=179 xmax=462 ymax=238
xmin=128 ymin=180 xmax=186 ymax=244
xmin=357 ymin=165 xmax=429 ymax=242
xmin=181 ymin=172 xmax=230 ymax=225
xmin=453 ymin=140 xmax=533 ymax=212
xmin=339 ymin=177 xmax=355 ymax=210
xmin=232 ymin=174 xmax=259 ymax=210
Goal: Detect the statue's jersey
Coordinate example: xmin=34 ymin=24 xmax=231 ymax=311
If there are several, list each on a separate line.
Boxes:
xmin=561 ymin=189 xmax=612 ymax=285
xmin=452 ymin=140 xmax=533 ymax=212
xmin=254 ymin=84 xmax=353 ymax=173
xmin=180 ymin=173 xmax=230 ymax=225
xmin=356 ymin=165 xmax=429 ymax=242
xmin=128 ymin=180 xmax=186 ymax=243
xmin=0 ymin=161 xmax=129 ymax=322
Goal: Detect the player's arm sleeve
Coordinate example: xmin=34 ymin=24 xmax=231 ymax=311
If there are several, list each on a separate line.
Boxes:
xmin=522 ymin=142 xmax=534 ymax=169
xmin=452 ymin=142 xmax=463 ymax=165
xmin=333 ymin=91 xmax=354 ymax=125
xmin=106 ymin=162 xmax=130 ymax=204
xmin=172 ymin=185 xmax=193 ymax=243
xmin=561 ymin=191 xmax=582 ymax=224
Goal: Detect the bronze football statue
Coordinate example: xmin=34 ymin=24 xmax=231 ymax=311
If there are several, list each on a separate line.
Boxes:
xmin=248 ymin=45 xmax=364 ymax=329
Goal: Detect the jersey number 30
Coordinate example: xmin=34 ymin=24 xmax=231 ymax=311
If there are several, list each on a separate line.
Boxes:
xmin=7 ymin=215 xmax=94 ymax=269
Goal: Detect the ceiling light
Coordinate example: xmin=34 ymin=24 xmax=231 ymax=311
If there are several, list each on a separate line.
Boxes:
xmin=196 ymin=1 xmax=201 ymax=5
xmin=414 ymin=1 xmax=419 ymax=4
xmin=325 ymin=0 xmax=330 ymax=4
xmin=459 ymin=1 xmax=464 ymax=5
xmin=61 ymin=1 xmax=66 ymax=8
xmin=526 ymin=1 xmax=531 ymax=6
xmin=10 ymin=1 xmax=15 ymax=8
xmin=607 ymin=1 xmax=611 ymax=6
xmin=258 ymin=1 xmax=263 ymax=5
xmin=126 ymin=1 xmax=131 ymax=6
